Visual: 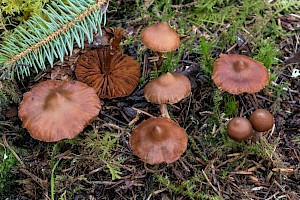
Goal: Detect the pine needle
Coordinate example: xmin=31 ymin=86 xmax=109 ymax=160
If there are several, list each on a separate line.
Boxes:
xmin=0 ymin=0 xmax=109 ymax=79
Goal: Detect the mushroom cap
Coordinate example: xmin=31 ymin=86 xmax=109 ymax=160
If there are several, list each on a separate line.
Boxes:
xmin=249 ymin=109 xmax=274 ymax=132
xmin=141 ymin=21 xmax=181 ymax=52
xmin=18 ymin=80 xmax=101 ymax=142
xmin=76 ymin=48 xmax=140 ymax=99
xmin=212 ymin=54 xmax=269 ymax=94
xmin=227 ymin=117 xmax=253 ymax=141
xmin=144 ymin=72 xmax=191 ymax=104
xmin=130 ymin=117 xmax=188 ymax=165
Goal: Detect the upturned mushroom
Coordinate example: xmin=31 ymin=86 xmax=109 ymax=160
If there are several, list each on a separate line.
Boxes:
xmin=144 ymin=72 xmax=191 ymax=118
xmin=18 ymin=80 xmax=101 ymax=142
xmin=130 ymin=117 xmax=188 ymax=165
xmin=212 ymin=54 xmax=269 ymax=94
xmin=141 ymin=21 xmax=181 ymax=68
xmin=227 ymin=117 xmax=253 ymax=141
xmin=76 ymin=48 xmax=140 ymax=99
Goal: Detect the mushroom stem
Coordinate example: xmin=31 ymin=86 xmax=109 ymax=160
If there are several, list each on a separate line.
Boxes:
xmin=160 ymin=104 xmax=170 ymax=118
xmin=251 ymin=131 xmax=262 ymax=144
xmin=156 ymin=52 xmax=164 ymax=69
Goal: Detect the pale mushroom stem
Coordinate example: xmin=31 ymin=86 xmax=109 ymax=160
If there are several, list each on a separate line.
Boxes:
xmin=156 ymin=52 xmax=164 ymax=69
xmin=251 ymin=131 xmax=262 ymax=144
xmin=160 ymin=104 xmax=170 ymax=118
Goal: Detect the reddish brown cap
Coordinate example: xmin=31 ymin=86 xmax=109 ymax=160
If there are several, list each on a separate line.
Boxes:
xmin=212 ymin=54 xmax=269 ymax=94
xmin=227 ymin=117 xmax=253 ymax=141
xmin=130 ymin=117 xmax=188 ymax=165
xmin=141 ymin=21 xmax=181 ymax=52
xmin=76 ymin=48 xmax=140 ymax=99
xmin=18 ymin=80 xmax=101 ymax=142
xmin=144 ymin=72 xmax=191 ymax=104
xmin=249 ymin=109 xmax=274 ymax=132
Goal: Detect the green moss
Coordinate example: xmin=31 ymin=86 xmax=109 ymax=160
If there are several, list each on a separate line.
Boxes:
xmin=155 ymin=174 xmax=220 ymax=200
xmin=1 ymin=0 xmax=48 ymax=24
xmin=0 ymin=143 xmax=18 ymax=198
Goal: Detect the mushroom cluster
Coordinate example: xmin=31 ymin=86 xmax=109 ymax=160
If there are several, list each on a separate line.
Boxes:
xmin=127 ymin=22 xmax=190 ymax=164
xmin=129 ymin=72 xmax=191 ymax=165
xmin=18 ymin=27 xmax=140 ymax=142
xmin=226 ymin=109 xmax=274 ymax=142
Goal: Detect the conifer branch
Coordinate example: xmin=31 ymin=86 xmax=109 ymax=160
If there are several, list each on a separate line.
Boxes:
xmin=0 ymin=0 xmax=109 ymax=79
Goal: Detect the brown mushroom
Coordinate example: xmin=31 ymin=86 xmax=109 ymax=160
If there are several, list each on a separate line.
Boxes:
xmin=76 ymin=48 xmax=140 ymax=99
xmin=18 ymin=80 xmax=101 ymax=142
xmin=141 ymin=21 xmax=181 ymax=68
xmin=249 ymin=109 xmax=274 ymax=132
xmin=130 ymin=117 xmax=188 ymax=165
xmin=144 ymin=72 xmax=191 ymax=118
xmin=227 ymin=117 xmax=253 ymax=141
xmin=212 ymin=54 xmax=269 ymax=94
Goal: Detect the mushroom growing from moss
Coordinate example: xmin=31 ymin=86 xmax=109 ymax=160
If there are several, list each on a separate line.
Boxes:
xmin=76 ymin=48 xmax=140 ymax=99
xmin=130 ymin=117 xmax=188 ymax=165
xmin=144 ymin=72 xmax=191 ymax=118
xmin=141 ymin=21 xmax=181 ymax=68
xmin=227 ymin=117 xmax=253 ymax=141
xmin=212 ymin=54 xmax=269 ymax=94
xmin=18 ymin=80 xmax=101 ymax=142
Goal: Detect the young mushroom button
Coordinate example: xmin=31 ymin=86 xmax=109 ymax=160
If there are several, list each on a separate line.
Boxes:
xmin=144 ymin=72 xmax=191 ymax=118
xmin=249 ymin=109 xmax=274 ymax=132
xmin=227 ymin=117 xmax=253 ymax=141
xmin=18 ymin=80 xmax=101 ymax=142
xmin=212 ymin=54 xmax=269 ymax=94
xmin=130 ymin=117 xmax=188 ymax=165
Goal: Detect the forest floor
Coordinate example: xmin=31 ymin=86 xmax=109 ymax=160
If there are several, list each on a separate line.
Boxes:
xmin=0 ymin=1 xmax=299 ymax=199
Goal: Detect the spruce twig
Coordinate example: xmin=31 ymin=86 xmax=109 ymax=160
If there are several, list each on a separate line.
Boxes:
xmin=0 ymin=0 xmax=109 ymax=79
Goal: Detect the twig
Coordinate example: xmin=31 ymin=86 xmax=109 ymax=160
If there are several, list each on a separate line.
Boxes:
xmin=183 ymin=92 xmax=192 ymax=127
xmin=202 ymin=170 xmax=222 ymax=197
xmin=2 ymin=135 xmax=25 ymax=168
xmin=131 ymin=107 xmax=155 ymax=118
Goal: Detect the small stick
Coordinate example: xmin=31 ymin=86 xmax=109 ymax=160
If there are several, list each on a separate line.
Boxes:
xmin=202 ymin=170 xmax=221 ymax=197
xmin=2 ymin=135 xmax=25 ymax=168
xmin=131 ymin=107 xmax=155 ymax=118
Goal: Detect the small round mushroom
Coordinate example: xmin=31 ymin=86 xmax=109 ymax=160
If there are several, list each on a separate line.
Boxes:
xmin=76 ymin=48 xmax=140 ymax=99
xmin=141 ymin=21 xmax=181 ymax=68
xmin=144 ymin=72 xmax=191 ymax=118
xmin=227 ymin=117 xmax=253 ymax=141
xmin=212 ymin=54 xmax=269 ymax=94
xmin=18 ymin=80 xmax=101 ymax=142
xmin=249 ymin=109 xmax=274 ymax=132
xmin=130 ymin=117 xmax=188 ymax=165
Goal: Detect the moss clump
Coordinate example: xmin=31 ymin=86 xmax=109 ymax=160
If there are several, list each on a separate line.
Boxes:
xmin=0 ymin=144 xmax=19 ymax=198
